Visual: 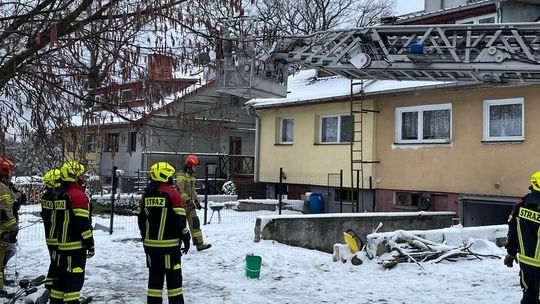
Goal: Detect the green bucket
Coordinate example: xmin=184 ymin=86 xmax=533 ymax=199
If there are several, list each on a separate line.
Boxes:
xmin=245 ymin=254 xmax=262 ymax=279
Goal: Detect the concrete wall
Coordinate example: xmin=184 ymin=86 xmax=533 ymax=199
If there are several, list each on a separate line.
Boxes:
xmin=254 ymin=212 xmax=456 ymax=253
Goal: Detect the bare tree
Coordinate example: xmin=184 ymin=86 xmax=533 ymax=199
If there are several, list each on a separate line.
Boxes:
xmin=255 ymin=0 xmax=396 ymax=36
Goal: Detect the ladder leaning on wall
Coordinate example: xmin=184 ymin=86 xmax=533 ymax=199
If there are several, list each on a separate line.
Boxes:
xmin=350 ymin=79 xmax=379 ymax=212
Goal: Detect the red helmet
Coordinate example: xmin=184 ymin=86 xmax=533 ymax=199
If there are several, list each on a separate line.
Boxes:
xmin=185 ymin=154 xmax=199 ymax=167
xmin=0 ymin=157 xmax=14 ymax=176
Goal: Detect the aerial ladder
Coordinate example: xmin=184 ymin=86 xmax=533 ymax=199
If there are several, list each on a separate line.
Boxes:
xmin=217 ymin=21 xmax=540 ymax=211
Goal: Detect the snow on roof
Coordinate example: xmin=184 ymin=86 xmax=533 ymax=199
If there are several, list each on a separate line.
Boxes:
xmin=71 ymin=70 xmax=213 ymax=127
xmin=248 ymin=69 xmax=452 ymax=108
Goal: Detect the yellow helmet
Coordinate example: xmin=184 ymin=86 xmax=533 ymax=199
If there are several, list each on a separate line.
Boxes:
xmin=60 ymin=161 xmax=85 ymax=182
xmin=43 ymin=169 xmax=61 ymax=188
xmin=531 ymin=171 xmax=540 ymax=191
xmin=149 ymin=162 xmax=175 ymax=183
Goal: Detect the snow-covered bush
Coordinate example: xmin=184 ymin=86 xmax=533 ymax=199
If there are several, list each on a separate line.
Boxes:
xmin=222 ymin=181 xmax=236 ymax=195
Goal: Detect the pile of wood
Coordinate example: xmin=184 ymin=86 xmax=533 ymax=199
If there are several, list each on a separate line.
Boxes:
xmin=377 ymin=230 xmax=501 ymax=269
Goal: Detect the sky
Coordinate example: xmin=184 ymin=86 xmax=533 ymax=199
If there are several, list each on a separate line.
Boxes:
xmin=395 ymin=0 xmax=425 ymax=15
xmin=11 ymin=201 xmax=522 ymax=304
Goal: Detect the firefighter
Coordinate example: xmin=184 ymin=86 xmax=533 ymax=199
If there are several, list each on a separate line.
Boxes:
xmin=50 ymin=161 xmax=94 ymax=304
xmin=505 ymin=170 xmax=540 ymax=304
xmin=138 ymin=162 xmax=190 ymax=304
xmin=0 ymin=156 xmax=18 ymax=295
xmin=176 ymin=154 xmax=211 ymax=251
xmin=41 ymin=168 xmax=61 ymax=298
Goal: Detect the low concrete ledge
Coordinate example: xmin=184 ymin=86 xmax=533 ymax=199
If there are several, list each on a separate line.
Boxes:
xmin=254 ymin=211 xmax=456 ymax=253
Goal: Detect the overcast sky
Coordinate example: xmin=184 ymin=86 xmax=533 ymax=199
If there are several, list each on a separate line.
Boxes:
xmin=395 ymin=0 xmax=425 ymax=15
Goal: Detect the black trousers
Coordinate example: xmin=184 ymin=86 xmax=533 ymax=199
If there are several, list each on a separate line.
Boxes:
xmin=50 ymin=251 xmax=86 ymax=304
xmin=146 ymin=252 xmax=184 ymax=304
xmin=521 ymin=269 xmax=540 ymax=304
xmin=45 ymin=248 xmax=59 ymax=290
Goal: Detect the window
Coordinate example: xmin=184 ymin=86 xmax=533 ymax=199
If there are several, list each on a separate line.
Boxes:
xmin=104 ymin=133 xmax=119 ymax=152
xmin=456 ymin=13 xmax=497 ymax=24
xmin=395 ymin=103 xmax=452 ymax=144
xmin=84 ymin=134 xmax=96 ymax=152
xmin=128 ymin=132 xmax=137 ymax=152
xmin=483 ymin=97 xmax=524 ymax=141
xmin=320 ymin=114 xmax=352 ymax=143
xmin=121 ymin=89 xmax=132 ymax=101
xmin=280 ymin=118 xmax=294 ymax=143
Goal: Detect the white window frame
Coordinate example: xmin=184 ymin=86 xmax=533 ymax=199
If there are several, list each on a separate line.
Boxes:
xmin=319 ymin=114 xmax=352 ymax=144
xmin=482 ymin=97 xmax=524 ymax=142
xmin=280 ymin=117 xmax=294 ymax=144
xmin=456 ymin=13 xmax=497 ymax=24
xmin=395 ymin=103 xmax=452 ymax=144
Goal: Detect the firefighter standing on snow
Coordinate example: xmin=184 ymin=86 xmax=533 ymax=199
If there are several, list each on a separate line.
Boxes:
xmin=505 ymin=171 xmax=540 ymax=304
xmin=41 ymin=168 xmax=62 ymax=299
xmin=176 ymin=154 xmax=211 ymax=251
xmin=50 ymin=161 xmax=94 ymax=304
xmin=0 ymin=157 xmax=18 ymax=295
xmin=138 ymin=162 xmax=190 ymax=304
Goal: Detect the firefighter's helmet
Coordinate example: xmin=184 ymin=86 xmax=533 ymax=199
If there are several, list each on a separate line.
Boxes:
xmin=531 ymin=171 xmax=540 ymax=191
xmin=60 ymin=161 xmax=85 ymax=182
xmin=0 ymin=156 xmax=14 ymax=176
xmin=43 ymin=169 xmax=61 ymax=188
xmin=185 ymin=154 xmax=199 ymax=167
xmin=150 ymin=162 xmax=175 ymax=183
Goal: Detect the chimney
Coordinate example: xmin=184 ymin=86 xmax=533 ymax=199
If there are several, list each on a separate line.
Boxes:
xmin=147 ymin=54 xmax=174 ymax=80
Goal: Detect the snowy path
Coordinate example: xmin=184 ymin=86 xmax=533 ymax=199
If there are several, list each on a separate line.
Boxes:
xmin=8 ymin=214 xmax=523 ymax=304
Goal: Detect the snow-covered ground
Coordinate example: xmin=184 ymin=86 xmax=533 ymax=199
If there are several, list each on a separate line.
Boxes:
xmin=8 ymin=205 xmax=523 ymax=304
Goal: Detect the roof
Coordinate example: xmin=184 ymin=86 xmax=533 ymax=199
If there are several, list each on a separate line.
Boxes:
xmin=247 ymin=69 xmax=455 ymax=109
xmin=72 ymin=68 xmax=215 ymax=128
xmin=395 ymin=0 xmax=493 ymax=24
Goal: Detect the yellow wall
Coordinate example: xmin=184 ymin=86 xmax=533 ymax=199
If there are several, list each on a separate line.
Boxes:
xmin=374 ymin=84 xmax=540 ymax=197
xmin=256 ymin=99 xmax=375 ymax=187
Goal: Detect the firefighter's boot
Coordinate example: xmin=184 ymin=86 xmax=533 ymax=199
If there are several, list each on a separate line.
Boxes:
xmin=196 ymin=243 xmax=211 ymax=251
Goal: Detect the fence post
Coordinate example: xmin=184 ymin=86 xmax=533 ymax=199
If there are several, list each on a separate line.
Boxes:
xmin=204 ymin=165 xmax=208 ymax=225
xmin=340 ymin=169 xmax=343 ymax=213
xmin=109 ymin=166 xmax=117 ymax=235
xmin=278 ymin=167 xmax=283 ymax=215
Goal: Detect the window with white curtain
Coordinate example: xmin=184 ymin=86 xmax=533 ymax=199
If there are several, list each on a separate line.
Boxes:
xmin=280 ymin=117 xmax=294 ymax=143
xmin=483 ymin=98 xmax=524 ymax=141
xmin=395 ymin=103 xmax=452 ymax=144
xmin=320 ymin=114 xmax=352 ymax=143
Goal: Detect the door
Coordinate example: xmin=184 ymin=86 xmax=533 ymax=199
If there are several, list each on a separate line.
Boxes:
xmin=229 ymin=136 xmax=242 ymax=174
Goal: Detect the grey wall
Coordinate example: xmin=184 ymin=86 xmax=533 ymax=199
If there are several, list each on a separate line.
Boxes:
xmin=425 ymin=0 xmax=468 ymax=12
xmin=255 ymin=212 xmax=456 ymax=253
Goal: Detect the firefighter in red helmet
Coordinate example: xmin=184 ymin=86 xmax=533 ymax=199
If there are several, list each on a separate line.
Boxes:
xmin=0 ymin=157 xmax=18 ymax=295
xmin=176 ymin=154 xmax=211 ymax=251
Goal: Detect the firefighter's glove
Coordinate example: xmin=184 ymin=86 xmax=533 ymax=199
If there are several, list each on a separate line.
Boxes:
xmin=181 ymin=233 xmax=190 ymax=255
xmin=86 ymin=246 xmax=95 ymax=259
xmin=504 ymin=254 xmax=515 ymax=267
xmin=194 ymin=200 xmax=202 ymax=210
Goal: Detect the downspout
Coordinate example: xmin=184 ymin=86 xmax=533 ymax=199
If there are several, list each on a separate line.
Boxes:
xmin=246 ymin=104 xmax=260 ymax=183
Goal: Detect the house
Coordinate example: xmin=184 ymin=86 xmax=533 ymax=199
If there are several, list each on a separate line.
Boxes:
xmin=247 ymin=0 xmax=540 ymax=225
xmin=67 ymin=54 xmax=257 ymax=195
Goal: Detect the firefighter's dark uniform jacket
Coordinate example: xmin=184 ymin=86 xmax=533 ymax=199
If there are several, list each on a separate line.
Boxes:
xmin=50 ymin=182 xmax=93 ymax=304
xmin=138 ymin=182 xmax=189 ymax=254
xmin=53 ymin=183 xmax=94 ymax=252
xmin=41 ymin=187 xmax=58 ymax=251
xmin=507 ymin=191 xmax=540 ymax=273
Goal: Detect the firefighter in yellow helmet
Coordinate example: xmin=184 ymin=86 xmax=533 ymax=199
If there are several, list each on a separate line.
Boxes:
xmin=50 ymin=161 xmax=93 ymax=304
xmin=0 ymin=156 xmax=18 ymax=295
xmin=138 ymin=162 xmax=190 ymax=304
xmin=505 ymin=171 xmax=540 ymax=304
xmin=176 ymin=154 xmax=211 ymax=251
xmin=40 ymin=168 xmax=62 ymax=301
